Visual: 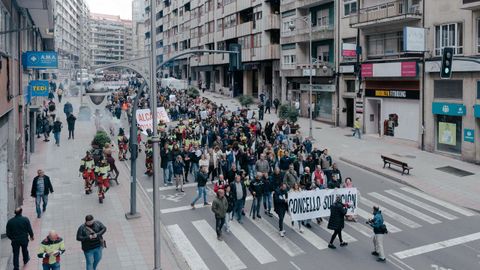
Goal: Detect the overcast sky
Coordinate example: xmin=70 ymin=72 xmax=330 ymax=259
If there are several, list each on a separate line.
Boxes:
xmin=86 ymin=0 xmax=132 ymax=20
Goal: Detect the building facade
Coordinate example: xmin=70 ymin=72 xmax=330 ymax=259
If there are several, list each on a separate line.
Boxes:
xmin=132 ymin=0 xmax=147 ymax=58
xmin=89 ymin=13 xmax=134 ymax=66
xmin=54 ymin=0 xmax=90 ymax=80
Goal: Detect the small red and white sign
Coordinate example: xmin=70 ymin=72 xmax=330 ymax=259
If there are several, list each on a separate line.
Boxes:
xmin=136 ymin=107 xmax=171 ymax=134
xmin=362 ymin=62 xmax=417 ymax=78
xmin=342 ymin=43 xmax=357 ymax=57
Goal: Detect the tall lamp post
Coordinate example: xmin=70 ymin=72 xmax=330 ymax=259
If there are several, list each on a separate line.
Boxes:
xmin=288 ymin=15 xmax=313 ymax=139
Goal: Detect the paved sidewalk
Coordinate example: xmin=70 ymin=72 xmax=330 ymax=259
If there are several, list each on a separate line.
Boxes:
xmin=5 ymin=96 xmax=181 ymax=270
xmin=203 ymin=91 xmax=480 ymax=212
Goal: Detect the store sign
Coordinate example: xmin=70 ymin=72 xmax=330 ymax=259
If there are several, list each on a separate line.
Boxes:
xmin=299 ymin=84 xmax=335 ymax=92
xmin=342 ymin=43 xmax=357 ymax=57
xmin=365 ymin=89 xmax=420 ymax=100
xmin=302 ymin=69 xmax=316 ymax=76
xmin=22 ymin=51 xmax=58 ymax=69
xmin=339 ymin=65 xmax=355 ymax=74
xmin=432 ymin=102 xmax=466 ymax=116
xmin=361 ymin=62 xmax=417 ymax=78
xmin=404 ymin=27 xmax=425 ymax=52
xmin=29 ymin=80 xmax=49 ymax=97
xmin=464 ymin=129 xmax=475 ymax=143
xmin=474 ymin=105 xmax=480 ymax=118
xmin=438 ymin=122 xmax=457 ymax=146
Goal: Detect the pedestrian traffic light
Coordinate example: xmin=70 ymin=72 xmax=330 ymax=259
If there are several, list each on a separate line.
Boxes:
xmin=229 ymin=43 xmax=241 ymax=71
xmin=440 ymin=47 xmax=454 ymax=79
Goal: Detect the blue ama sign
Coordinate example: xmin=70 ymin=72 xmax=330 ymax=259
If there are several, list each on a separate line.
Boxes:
xmin=22 ymin=51 xmax=58 ymax=69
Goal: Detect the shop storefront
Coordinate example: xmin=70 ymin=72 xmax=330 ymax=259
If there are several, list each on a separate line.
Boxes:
xmin=432 ymin=102 xmax=466 ymax=154
xmin=299 ymin=84 xmax=335 ymax=122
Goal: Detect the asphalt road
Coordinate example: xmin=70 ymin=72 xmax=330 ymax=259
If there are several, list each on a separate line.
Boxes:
xmin=117 ymin=144 xmax=480 ymax=270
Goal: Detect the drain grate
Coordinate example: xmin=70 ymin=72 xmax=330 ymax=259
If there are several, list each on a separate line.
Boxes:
xmin=436 ymin=166 xmax=475 ymax=177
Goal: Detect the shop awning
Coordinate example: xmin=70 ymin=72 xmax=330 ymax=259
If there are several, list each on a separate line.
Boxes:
xmin=475 ymin=105 xmax=480 ymax=118
xmin=432 ymin=102 xmax=466 ymax=116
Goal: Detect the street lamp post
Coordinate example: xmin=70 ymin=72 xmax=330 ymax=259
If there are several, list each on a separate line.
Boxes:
xmin=289 ymin=16 xmax=313 ymax=139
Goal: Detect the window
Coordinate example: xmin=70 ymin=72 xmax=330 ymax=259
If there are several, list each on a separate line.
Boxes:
xmin=316 ymin=9 xmax=329 ymax=27
xmin=253 ymin=33 xmax=261 ymax=48
xmin=224 ymin=0 xmax=235 ymax=6
xmin=223 ymin=14 xmax=236 ymax=29
xmin=367 ymin=32 xmax=403 ymax=57
xmin=344 ymin=0 xmax=357 ymax=17
xmin=217 ymin=19 xmax=223 ymax=32
xmin=346 ymin=80 xmax=356 ymax=92
xmin=317 ymin=45 xmax=329 ymax=62
xmin=282 ymin=20 xmax=293 ymax=33
xmin=238 ymin=35 xmax=250 ymax=49
xmin=282 ymin=54 xmax=296 ymax=66
xmin=282 ymin=43 xmax=295 ymax=50
xmin=435 ymin=23 xmax=463 ymax=55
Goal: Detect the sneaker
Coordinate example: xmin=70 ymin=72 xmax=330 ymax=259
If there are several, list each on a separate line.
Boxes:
xmin=299 ymin=228 xmax=304 ymax=233
xmin=256 ymin=215 xmax=262 ymax=219
xmin=328 ymin=244 xmax=336 ymax=249
xmin=340 ymin=242 xmax=348 ymax=247
xmin=371 ymin=251 xmax=379 ymax=256
xmin=376 ymin=258 xmax=386 ymax=263
xmin=279 ymin=231 xmax=285 ymax=237
xmin=164 ymin=183 xmax=168 ymax=186
xmin=252 ymin=216 xmax=256 ymax=220
xmin=204 ymin=202 xmax=210 ymax=206
xmin=305 ymin=223 xmax=312 ymax=229
xmin=191 ymin=203 xmax=195 ymax=209
xmin=217 ymin=235 xmax=223 ymax=241
xmin=267 ymin=212 xmax=273 ymax=217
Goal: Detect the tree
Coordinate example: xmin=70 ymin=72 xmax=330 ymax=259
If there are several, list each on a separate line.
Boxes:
xmin=278 ymin=104 xmax=299 ymax=123
xmin=237 ymin=95 xmax=254 ymax=108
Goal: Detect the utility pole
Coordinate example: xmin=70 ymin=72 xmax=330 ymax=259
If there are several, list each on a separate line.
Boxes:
xmin=150 ymin=0 xmax=161 ymax=268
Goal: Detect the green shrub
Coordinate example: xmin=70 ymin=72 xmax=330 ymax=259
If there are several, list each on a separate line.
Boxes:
xmin=237 ymin=95 xmax=254 ymax=108
xmin=187 ymin=87 xmax=200 ymax=98
xmin=92 ymin=130 xmax=111 ymax=148
xmin=278 ymin=104 xmax=299 ymax=123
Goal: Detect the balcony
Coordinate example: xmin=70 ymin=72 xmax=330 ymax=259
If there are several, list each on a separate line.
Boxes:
xmin=237 ymin=22 xmax=253 ymax=37
xmin=350 ymin=0 xmax=422 ymax=29
xmin=264 ymin=14 xmax=280 ymax=31
xmin=281 ymin=24 xmax=334 ymax=44
xmin=462 ymin=0 xmax=480 ymax=9
xmin=297 ymin=0 xmax=334 ymax=9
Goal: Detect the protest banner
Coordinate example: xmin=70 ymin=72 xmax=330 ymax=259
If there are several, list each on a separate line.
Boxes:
xmin=136 ymin=107 xmax=171 ymax=134
xmin=288 ymin=188 xmax=357 ymax=221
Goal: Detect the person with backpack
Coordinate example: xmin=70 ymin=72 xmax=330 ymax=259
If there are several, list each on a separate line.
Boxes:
xmin=367 ymin=206 xmax=387 ymax=262
xmin=52 ymin=118 xmax=63 ymax=146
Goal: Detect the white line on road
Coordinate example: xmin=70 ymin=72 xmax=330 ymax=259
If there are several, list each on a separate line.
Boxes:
xmin=146 ymin=182 xmax=213 ymax=192
xmin=369 ymin=192 xmax=441 ymax=224
xmin=160 ymin=197 xmax=253 ymax=214
xmin=360 ymin=197 xmax=421 ymax=229
xmin=229 ymin=221 xmax=277 ymax=264
xmin=355 ymin=208 xmax=402 ymax=233
xmin=345 ymin=221 xmax=374 ymax=238
xmin=277 ymin=213 xmax=330 ymax=250
xmin=289 ymin=261 xmax=302 ymax=270
xmin=192 ymin=220 xmax=247 ymax=270
xmin=166 ymin=224 xmax=209 ymax=270
xmin=393 ymin=232 xmax=480 ymax=259
xmin=400 ymin=187 xmax=476 ymax=217
xmin=316 ymin=217 xmax=357 ymax=243
xmin=388 ymin=255 xmax=416 ymax=270
xmin=385 ymin=190 xmax=458 ymax=220
xmin=247 ymin=216 xmax=305 ymax=257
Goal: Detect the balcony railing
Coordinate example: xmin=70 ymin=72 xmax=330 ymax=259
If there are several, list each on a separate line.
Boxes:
xmin=350 ymin=0 xmax=421 ymax=27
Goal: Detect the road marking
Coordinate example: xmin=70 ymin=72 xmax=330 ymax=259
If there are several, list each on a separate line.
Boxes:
xmin=316 ymin=217 xmax=357 ymax=243
xmin=369 ymin=192 xmax=441 ymax=224
xmin=247 ymin=216 xmax=305 ymax=257
xmin=400 ymin=187 xmax=476 ymax=217
xmin=360 ymin=197 xmax=421 ymax=229
xmin=276 ymin=213 xmax=330 ymax=250
xmin=160 ymin=197 xmax=253 ymax=214
xmin=146 ymin=182 xmax=213 ymax=192
xmin=166 ymin=224 xmax=209 ymax=270
xmin=192 ymin=220 xmax=247 ymax=270
xmin=229 ymin=221 xmax=277 ymax=264
xmin=289 ymin=261 xmax=302 ymax=270
xmin=385 ymin=190 xmax=458 ymax=220
xmin=344 ymin=221 xmax=373 ymax=238
xmin=394 ymin=232 xmax=480 ymax=259
xmin=388 ymin=255 xmax=416 ymax=270
xmin=355 ymin=208 xmax=402 ymax=233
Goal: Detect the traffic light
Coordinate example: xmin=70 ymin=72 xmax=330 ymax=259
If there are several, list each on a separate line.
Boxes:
xmin=440 ymin=47 xmax=454 ymax=79
xmin=229 ymin=43 xmax=241 ymax=71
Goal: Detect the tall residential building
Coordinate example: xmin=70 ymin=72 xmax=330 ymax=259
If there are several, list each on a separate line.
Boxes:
xmin=54 ymin=0 xmax=90 ymax=78
xmin=132 ymin=0 xmax=147 ymax=58
xmin=89 ymin=13 xmax=134 ymax=66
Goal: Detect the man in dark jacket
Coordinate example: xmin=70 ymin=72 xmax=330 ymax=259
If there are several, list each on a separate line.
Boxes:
xmin=67 ymin=113 xmax=77 ymax=140
xmin=190 ymin=166 xmax=209 ymax=208
xmin=76 ymin=215 xmax=107 ymax=270
xmin=6 ymin=208 xmax=34 ymax=270
xmin=31 ymin=169 xmax=54 ymax=218
xmin=327 ymin=196 xmax=348 ymax=249
xmin=249 ymin=173 xmax=265 ymax=220
xmin=160 ymin=144 xmax=174 ymax=186
xmin=230 ymin=175 xmax=247 ymax=223
xmin=273 ymin=183 xmax=288 ymax=237
xmin=63 ymin=101 xmax=73 ymax=118
xmin=52 ymin=118 xmax=62 ymax=146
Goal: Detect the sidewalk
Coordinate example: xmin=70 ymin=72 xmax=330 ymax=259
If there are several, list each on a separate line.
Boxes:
xmin=203 ymin=91 xmax=480 ymax=212
xmin=5 ymin=95 xmax=181 ymax=270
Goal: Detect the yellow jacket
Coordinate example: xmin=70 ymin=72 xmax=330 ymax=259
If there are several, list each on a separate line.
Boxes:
xmin=37 ymin=237 xmax=65 ymax=265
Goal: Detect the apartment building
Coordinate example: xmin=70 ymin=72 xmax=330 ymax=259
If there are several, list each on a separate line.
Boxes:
xmin=0 ymin=0 xmax=54 ymax=243
xmin=132 ymin=0 xmax=147 ymax=58
xmin=54 ymin=0 xmax=90 ymax=80
xmin=158 ymin=0 xmax=281 ymax=99
xmin=89 ymin=13 xmax=134 ymax=66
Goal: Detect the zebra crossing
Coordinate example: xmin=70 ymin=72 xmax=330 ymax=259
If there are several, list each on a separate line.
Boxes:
xmin=164 ymin=187 xmax=477 ymax=270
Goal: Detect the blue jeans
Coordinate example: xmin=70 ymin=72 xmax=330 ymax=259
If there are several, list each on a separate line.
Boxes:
xmin=43 ymin=262 xmax=60 ymax=270
xmin=248 ymin=164 xmax=256 ymax=180
xmin=163 ymin=161 xmax=173 ymax=184
xmin=84 ymin=246 xmax=103 ymax=270
xmin=234 ymin=199 xmax=245 ymax=222
xmin=263 ymin=192 xmax=272 ymax=211
xmin=35 ymin=194 xmax=48 ymax=217
xmin=53 ymin=132 xmax=60 ymax=145
xmin=190 ymin=163 xmax=199 ymax=181
xmin=191 ymin=186 xmax=207 ymax=205
xmin=252 ymin=196 xmax=263 ymax=217
xmin=353 ymin=128 xmax=362 ymax=139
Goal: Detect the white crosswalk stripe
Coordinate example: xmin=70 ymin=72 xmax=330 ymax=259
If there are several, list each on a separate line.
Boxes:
xmin=369 ymin=192 xmax=441 ymax=224
xmin=166 ymin=224 xmax=210 ymax=270
xmin=229 ymin=220 xmax=277 ymax=264
xmin=385 ymin=190 xmax=458 ymax=220
xmin=314 ymin=217 xmax=358 ymax=243
xmin=360 ymin=197 xmax=422 ymax=229
xmin=344 ymin=221 xmax=374 ymax=237
xmin=192 ymin=220 xmax=247 ymax=270
xmin=247 ymin=216 xmax=305 ymax=257
xmin=355 ymin=208 xmax=402 ymax=233
xmin=400 ymin=187 xmax=476 ymax=217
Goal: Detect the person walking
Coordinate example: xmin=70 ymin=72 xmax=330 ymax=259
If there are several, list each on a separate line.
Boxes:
xmin=173 ymin=155 xmax=185 ymax=192
xmin=273 ymin=183 xmax=288 ymax=237
xmin=249 ymin=172 xmax=264 ymax=220
xmin=63 ymin=101 xmax=73 ymax=118
xmin=52 ymin=118 xmax=63 ymax=146
xmin=224 ymin=185 xmax=235 ymax=233
xmin=80 ymin=151 xmax=95 ymax=194
xmin=230 ymin=175 xmax=247 ymax=224
xmin=66 ymin=113 xmax=76 ymax=140
xmin=76 ymin=215 xmax=107 ymax=270
xmin=327 ymin=196 xmax=348 ymax=249
xmin=37 ymin=230 xmax=65 ymax=270
xmin=273 ymin=98 xmax=280 ymax=114
xmin=56 ymin=88 xmax=64 ymax=103
xmin=212 ymin=189 xmax=228 ymax=241
xmin=31 ymin=169 xmax=54 ymax=218
xmin=368 ymin=206 xmax=387 ymax=262
xmin=6 ymin=207 xmax=34 ymax=270
xmin=265 ymin=98 xmax=271 ymax=114
xmin=353 ymin=117 xmax=362 ymax=139
xmin=190 ymin=166 xmax=209 ymax=208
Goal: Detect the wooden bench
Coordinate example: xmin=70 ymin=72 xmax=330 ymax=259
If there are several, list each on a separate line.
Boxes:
xmin=381 ymin=155 xmax=412 ymax=175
